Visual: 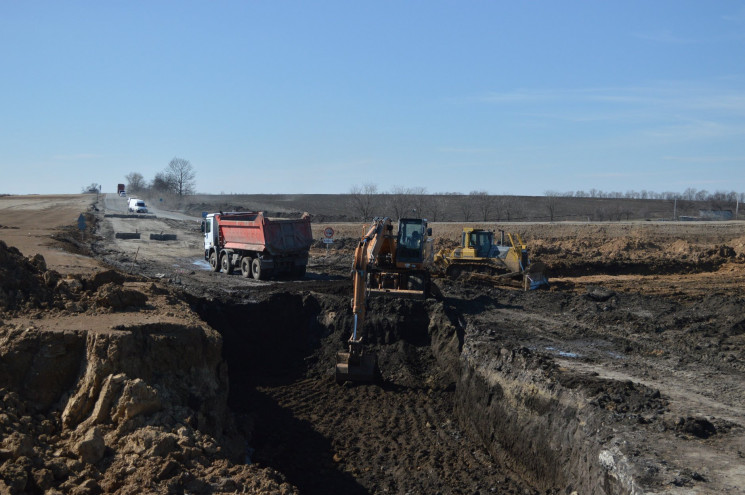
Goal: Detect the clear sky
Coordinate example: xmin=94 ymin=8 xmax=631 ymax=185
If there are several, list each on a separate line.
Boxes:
xmin=1 ymin=1 xmax=743 ymax=196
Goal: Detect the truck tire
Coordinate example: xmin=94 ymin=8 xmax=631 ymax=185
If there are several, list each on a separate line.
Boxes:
xmin=209 ymin=251 xmax=220 ymax=272
xmin=221 ymin=253 xmax=233 ymax=274
xmin=240 ymin=257 xmax=252 ymax=278
xmin=252 ymin=258 xmax=267 ymax=280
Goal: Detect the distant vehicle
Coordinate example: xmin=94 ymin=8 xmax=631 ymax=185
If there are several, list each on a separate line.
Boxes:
xmin=202 ymin=211 xmax=313 ymax=279
xmin=117 ymin=184 xmax=126 ymax=196
xmin=127 ymin=198 xmax=148 ymax=213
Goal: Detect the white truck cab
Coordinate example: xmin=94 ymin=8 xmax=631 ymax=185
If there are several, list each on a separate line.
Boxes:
xmin=202 ymin=213 xmax=218 ymax=253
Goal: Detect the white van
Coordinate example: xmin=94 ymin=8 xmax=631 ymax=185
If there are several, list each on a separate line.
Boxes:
xmin=128 ymin=198 xmax=148 ymax=213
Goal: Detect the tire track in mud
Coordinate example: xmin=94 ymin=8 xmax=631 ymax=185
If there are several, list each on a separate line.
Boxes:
xmin=251 ymin=377 xmax=535 ymax=495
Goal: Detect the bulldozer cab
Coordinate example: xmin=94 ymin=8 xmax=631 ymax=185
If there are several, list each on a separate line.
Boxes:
xmin=461 ymin=229 xmax=494 ymax=258
xmin=464 ymin=230 xmax=493 ymax=258
xmin=396 ymin=218 xmax=428 ymax=264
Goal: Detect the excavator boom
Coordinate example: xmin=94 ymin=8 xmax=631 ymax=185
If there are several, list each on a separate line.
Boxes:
xmin=335 ymin=218 xmax=390 ymax=384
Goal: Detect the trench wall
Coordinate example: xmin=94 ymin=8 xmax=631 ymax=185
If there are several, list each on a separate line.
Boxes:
xmin=0 ymin=323 xmax=229 ymax=435
xmin=427 ymin=314 xmax=641 ymax=495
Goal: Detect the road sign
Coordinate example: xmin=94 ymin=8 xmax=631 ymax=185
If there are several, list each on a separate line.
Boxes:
xmin=323 ymin=227 xmax=335 ymax=238
xmin=322 ymin=238 xmax=334 ymax=244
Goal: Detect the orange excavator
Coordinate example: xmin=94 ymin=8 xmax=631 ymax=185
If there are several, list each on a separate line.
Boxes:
xmin=335 ymin=217 xmax=432 ymax=384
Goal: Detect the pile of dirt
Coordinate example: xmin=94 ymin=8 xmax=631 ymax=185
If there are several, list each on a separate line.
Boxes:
xmin=0 ymin=241 xmax=146 ymax=315
xmin=531 ymin=235 xmax=745 ymax=278
xmin=0 ymin=241 xmax=61 ymax=312
xmin=0 ymin=243 xmax=300 ymax=494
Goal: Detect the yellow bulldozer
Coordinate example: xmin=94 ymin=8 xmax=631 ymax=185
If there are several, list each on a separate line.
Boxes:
xmin=433 ymin=228 xmax=548 ymax=290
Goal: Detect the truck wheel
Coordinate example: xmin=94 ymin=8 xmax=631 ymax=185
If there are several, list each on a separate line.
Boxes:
xmin=221 ymin=253 xmax=233 ymax=274
xmin=252 ymin=258 xmax=266 ymax=280
xmin=241 ymin=257 xmax=252 ymax=278
xmin=209 ymin=251 xmax=220 ymax=272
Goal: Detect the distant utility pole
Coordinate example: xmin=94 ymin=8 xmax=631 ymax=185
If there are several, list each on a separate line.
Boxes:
xmin=673 ymin=198 xmax=677 ymax=220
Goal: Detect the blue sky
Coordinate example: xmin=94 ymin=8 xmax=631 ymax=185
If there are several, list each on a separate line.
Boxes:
xmin=1 ymin=1 xmax=743 ymax=196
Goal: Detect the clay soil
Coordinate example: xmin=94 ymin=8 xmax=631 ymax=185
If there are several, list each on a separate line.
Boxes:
xmin=1 ymin=193 xmax=745 ymax=494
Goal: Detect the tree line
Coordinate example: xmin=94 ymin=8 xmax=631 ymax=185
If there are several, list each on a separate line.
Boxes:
xmin=125 ymin=157 xmax=196 ymax=197
xmin=347 ymin=184 xmax=744 ymax=223
xmin=348 ymin=184 xmax=533 ymax=222
xmin=544 ymin=188 xmax=745 ymax=202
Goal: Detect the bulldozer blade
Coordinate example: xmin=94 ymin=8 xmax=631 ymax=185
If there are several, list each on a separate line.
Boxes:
xmin=335 ymin=351 xmax=378 ymax=384
xmin=524 ymin=262 xmax=549 ymax=290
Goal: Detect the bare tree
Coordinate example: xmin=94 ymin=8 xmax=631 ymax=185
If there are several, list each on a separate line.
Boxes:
xmin=544 ymin=190 xmax=559 ymax=222
xmin=460 ymin=199 xmax=474 ymax=222
xmin=151 ymin=172 xmax=176 ymax=193
xmin=388 ymin=186 xmax=414 ymax=219
xmin=497 ymin=195 xmax=514 ymax=221
xmin=125 ymin=172 xmax=146 ymax=193
xmin=348 ymin=183 xmax=379 ymax=220
xmin=470 ymin=190 xmax=495 ymax=221
xmin=409 ymin=187 xmax=428 ymax=219
xmin=422 ymin=194 xmax=442 ymax=222
xmin=166 ymin=157 xmax=196 ymax=196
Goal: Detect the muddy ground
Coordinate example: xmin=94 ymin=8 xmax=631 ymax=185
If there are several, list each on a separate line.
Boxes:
xmin=1 ymin=193 xmax=745 ymax=494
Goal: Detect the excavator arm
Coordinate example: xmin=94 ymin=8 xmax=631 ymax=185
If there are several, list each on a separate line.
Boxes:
xmin=349 ymin=218 xmax=391 ymax=344
xmin=336 ymin=217 xmax=391 ymax=383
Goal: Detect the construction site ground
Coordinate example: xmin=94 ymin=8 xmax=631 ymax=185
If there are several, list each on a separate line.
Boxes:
xmin=1 ymin=193 xmax=744 ymax=494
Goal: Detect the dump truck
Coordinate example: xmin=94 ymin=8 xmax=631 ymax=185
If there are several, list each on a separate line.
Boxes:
xmin=433 ymin=228 xmax=548 ymax=290
xmin=117 ymin=183 xmax=126 ymax=196
xmin=202 ymin=211 xmax=313 ymax=279
xmin=336 ymin=217 xmax=433 ymax=384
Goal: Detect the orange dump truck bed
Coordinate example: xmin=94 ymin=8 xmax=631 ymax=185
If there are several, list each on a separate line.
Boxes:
xmin=216 ymin=211 xmax=313 ymax=256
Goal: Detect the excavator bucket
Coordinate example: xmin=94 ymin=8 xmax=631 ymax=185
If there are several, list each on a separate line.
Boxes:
xmin=335 ymin=349 xmax=378 ymax=384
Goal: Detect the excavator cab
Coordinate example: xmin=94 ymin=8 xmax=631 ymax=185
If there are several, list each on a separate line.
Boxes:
xmin=395 ymin=218 xmax=431 ymax=266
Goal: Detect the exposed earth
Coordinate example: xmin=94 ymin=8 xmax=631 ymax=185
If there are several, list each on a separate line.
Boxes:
xmin=1 ymin=193 xmax=744 ymax=494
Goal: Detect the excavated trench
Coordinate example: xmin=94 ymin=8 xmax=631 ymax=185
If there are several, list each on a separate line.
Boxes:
xmin=191 ymin=290 xmax=634 ymax=495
